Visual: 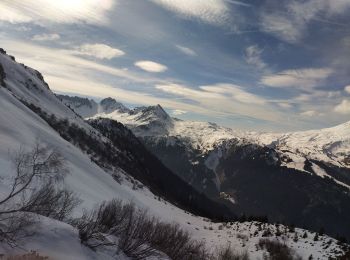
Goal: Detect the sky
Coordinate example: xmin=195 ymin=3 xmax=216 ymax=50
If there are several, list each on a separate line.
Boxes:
xmin=0 ymin=0 xmax=350 ymax=132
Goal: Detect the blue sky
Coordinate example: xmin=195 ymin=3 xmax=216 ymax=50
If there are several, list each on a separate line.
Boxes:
xmin=0 ymin=0 xmax=350 ymax=131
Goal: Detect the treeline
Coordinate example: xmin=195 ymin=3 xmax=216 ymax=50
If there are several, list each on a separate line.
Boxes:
xmin=0 ymin=142 xmax=348 ymax=260
xmin=23 ymin=101 xmax=234 ymax=221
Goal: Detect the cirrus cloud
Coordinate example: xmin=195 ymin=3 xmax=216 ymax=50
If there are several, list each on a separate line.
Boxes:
xmin=334 ymin=100 xmax=350 ymax=114
xmin=245 ymin=45 xmax=266 ymax=70
xmin=32 ymin=33 xmax=60 ymax=41
xmin=261 ymin=68 xmax=333 ymax=90
xmin=151 ymin=0 xmax=230 ymax=25
xmin=172 ymin=109 xmax=187 ymax=116
xmin=300 ymin=110 xmax=317 ymax=117
xmin=135 ymin=60 xmax=168 ymax=73
xmin=73 ymin=43 xmax=125 ymax=60
xmin=345 ymin=85 xmax=350 ymax=94
xmin=175 ymin=45 xmax=197 ymax=56
xmin=0 ymin=0 xmax=116 ymax=25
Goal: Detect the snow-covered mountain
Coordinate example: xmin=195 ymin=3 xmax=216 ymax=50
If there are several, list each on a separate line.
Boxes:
xmin=1 ymin=48 xmax=349 ymax=259
xmin=60 ymin=94 xmax=350 ymax=242
xmin=60 ymin=94 xmax=350 ymax=174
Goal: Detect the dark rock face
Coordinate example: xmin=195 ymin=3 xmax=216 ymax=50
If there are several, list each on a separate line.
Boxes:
xmin=139 ymin=137 xmax=350 ymax=240
xmin=0 ymin=63 xmax=6 ymax=87
xmin=142 ymin=136 xmax=219 ymax=197
xmin=215 ymin=144 xmax=350 ymax=239
xmin=100 ymin=97 xmax=129 ymax=113
xmin=87 ymin=118 xmax=235 ymax=221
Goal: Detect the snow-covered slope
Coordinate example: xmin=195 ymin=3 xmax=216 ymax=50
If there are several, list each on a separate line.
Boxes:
xmin=256 ymin=122 xmax=350 ymax=171
xmin=1 ymin=49 xmax=349 ymax=259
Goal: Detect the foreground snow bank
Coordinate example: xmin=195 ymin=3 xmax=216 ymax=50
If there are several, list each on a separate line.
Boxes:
xmin=0 ymin=215 xmax=130 ymax=260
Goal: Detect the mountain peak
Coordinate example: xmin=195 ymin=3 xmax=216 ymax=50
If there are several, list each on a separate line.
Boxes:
xmin=99 ymin=97 xmax=129 ymax=113
xmin=134 ymin=104 xmax=170 ymax=122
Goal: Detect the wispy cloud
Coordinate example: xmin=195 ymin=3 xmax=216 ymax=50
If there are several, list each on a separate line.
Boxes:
xmin=172 ymin=109 xmax=187 ymax=116
xmin=334 ymin=100 xmax=350 ymax=114
xmin=134 ymin=60 xmax=168 ymax=73
xmin=73 ymin=44 xmax=125 ymax=60
xmin=224 ymin=0 xmax=251 ymax=8
xmin=300 ymin=110 xmax=318 ymax=117
xmin=260 ymin=14 xmax=302 ymax=43
xmin=345 ymin=85 xmax=350 ymax=94
xmin=0 ymin=0 xmax=116 ymax=25
xmin=200 ymin=84 xmax=267 ymax=105
xmin=32 ymin=33 xmax=60 ymax=41
xmin=155 ymin=83 xmax=280 ymax=122
xmin=261 ymin=68 xmax=333 ymax=90
xmin=260 ymin=0 xmax=350 ymax=43
xmin=151 ymin=0 xmax=230 ymax=25
xmin=277 ymin=102 xmax=293 ymax=109
xmin=175 ymin=45 xmax=197 ymax=56
xmin=245 ymin=45 xmax=266 ymax=70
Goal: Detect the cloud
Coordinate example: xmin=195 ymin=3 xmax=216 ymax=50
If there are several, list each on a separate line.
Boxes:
xmin=156 ymin=83 xmax=221 ymax=99
xmin=0 ymin=4 xmax=32 ymax=24
xmin=224 ymin=0 xmax=251 ymax=7
xmin=300 ymin=110 xmax=317 ymax=117
xmin=32 ymin=33 xmax=60 ymax=41
xmin=172 ymin=109 xmax=187 ymax=116
xmin=261 ymin=68 xmax=333 ymax=89
xmin=154 ymin=83 xmax=280 ymax=122
xmin=260 ymin=14 xmax=302 ymax=44
xmin=245 ymin=45 xmax=266 ymax=70
xmin=0 ymin=0 xmax=115 ymax=25
xmin=175 ymin=45 xmax=197 ymax=56
xmin=345 ymin=85 xmax=350 ymax=94
xmin=334 ymin=100 xmax=350 ymax=114
xmin=74 ymin=44 xmax=125 ymax=60
xmin=260 ymin=0 xmax=350 ymax=43
xmin=135 ymin=60 xmax=168 ymax=73
xmin=0 ymin=39 xmax=168 ymax=86
xmin=277 ymin=102 xmax=293 ymax=109
xmin=151 ymin=0 xmax=230 ymax=25
xmin=200 ymin=84 xmax=267 ymax=105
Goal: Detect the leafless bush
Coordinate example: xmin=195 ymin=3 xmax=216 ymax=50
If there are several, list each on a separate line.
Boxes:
xmin=73 ymin=199 xmax=133 ymax=248
xmin=74 ymin=199 xmax=211 ymax=260
xmin=258 ymin=239 xmax=301 ymax=260
xmin=25 ymin=184 xmax=81 ymax=221
xmin=150 ymin=222 xmax=209 ymax=260
xmin=6 ymin=251 xmax=49 ymax=260
xmin=215 ymin=244 xmax=249 ymax=260
xmin=0 ymin=142 xmax=79 ymax=246
xmin=117 ymin=209 xmax=158 ymax=259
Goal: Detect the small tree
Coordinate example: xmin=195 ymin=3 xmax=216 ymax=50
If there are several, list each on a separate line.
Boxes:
xmin=293 ymin=232 xmax=298 ymax=242
xmin=0 ymin=142 xmax=78 ymax=246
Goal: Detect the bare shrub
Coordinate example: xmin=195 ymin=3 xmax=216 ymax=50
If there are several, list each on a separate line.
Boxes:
xmin=216 ymin=244 xmax=249 ymax=260
xmin=117 ymin=209 xmax=158 ymax=259
xmin=0 ymin=142 xmax=79 ymax=246
xmin=74 ymin=199 xmax=211 ymax=260
xmin=258 ymin=239 xmax=301 ymax=260
xmin=6 ymin=251 xmax=49 ymax=260
xmin=25 ymin=184 xmax=81 ymax=221
xmin=150 ymin=221 xmax=209 ymax=260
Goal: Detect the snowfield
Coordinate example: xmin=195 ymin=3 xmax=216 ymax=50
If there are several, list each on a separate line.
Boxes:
xmin=0 ymin=50 xmax=349 ymax=259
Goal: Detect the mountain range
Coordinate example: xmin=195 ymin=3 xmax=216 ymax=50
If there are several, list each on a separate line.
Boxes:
xmin=59 ymin=94 xmax=350 ymax=241
xmin=0 ymin=48 xmax=349 ymax=259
